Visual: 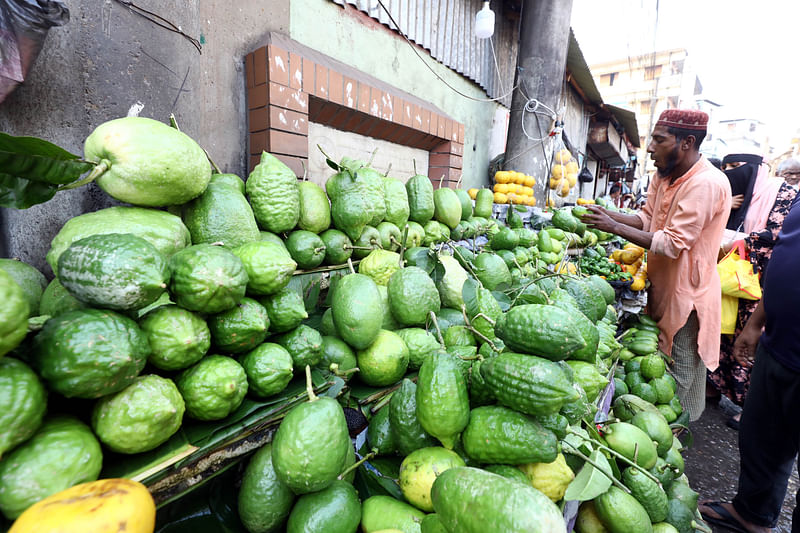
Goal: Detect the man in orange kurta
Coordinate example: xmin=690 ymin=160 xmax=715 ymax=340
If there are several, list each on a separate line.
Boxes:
xmin=583 ymin=109 xmax=732 ymax=421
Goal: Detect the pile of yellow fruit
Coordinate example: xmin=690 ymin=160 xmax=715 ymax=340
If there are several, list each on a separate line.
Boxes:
xmin=549 ymin=148 xmax=580 ymax=198
xmin=576 ymin=197 xmax=595 ymax=205
xmin=612 ymin=243 xmax=648 ymax=291
xmin=492 ymin=170 xmax=536 ymax=206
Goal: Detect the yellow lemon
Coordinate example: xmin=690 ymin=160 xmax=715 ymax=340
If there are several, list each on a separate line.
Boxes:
xmin=567 ymin=172 xmax=578 ymax=188
xmin=566 ymin=161 xmax=579 ymax=174
xmin=493 ymin=192 xmax=508 ymax=204
xmin=555 ymin=148 xmax=573 ymax=164
xmin=493 ymin=183 xmax=507 ymax=194
xmin=551 ymin=164 xmax=566 ymax=180
xmin=467 ymin=188 xmax=478 ymax=200
xmin=494 ymin=170 xmax=512 ymax=184
xmin=9 ymin=478 xmax=156 ymax=533
xmin=518 ymin=453 xmax=575 ymax=502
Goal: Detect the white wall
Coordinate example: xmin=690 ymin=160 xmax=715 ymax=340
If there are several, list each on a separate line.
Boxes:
xmin=307 ymin=122 xmax=430 ymax=187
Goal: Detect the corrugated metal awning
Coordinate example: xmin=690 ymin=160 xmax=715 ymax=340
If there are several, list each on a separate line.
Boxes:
xmin=330 ymin=0 xmax=518 ymax=107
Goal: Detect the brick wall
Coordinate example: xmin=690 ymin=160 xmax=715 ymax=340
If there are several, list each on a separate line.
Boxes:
xmin=245 ymin=33 xmax=464 ymax=189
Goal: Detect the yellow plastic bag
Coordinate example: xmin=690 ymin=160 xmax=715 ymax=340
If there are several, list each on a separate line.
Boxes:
xmin=717 ymin=241 xmax=761 ymax=300
xmin=721 ymin=294 xmax=738 ymax=335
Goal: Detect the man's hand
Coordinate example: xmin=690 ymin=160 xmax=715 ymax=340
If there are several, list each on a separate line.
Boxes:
xmin=580 ymin=205 xmax=618 ymax=233
xmin=731 ymin=194 xmax=744 ymax=209
xmin=733 ymin=322 xmax=760 ymax=366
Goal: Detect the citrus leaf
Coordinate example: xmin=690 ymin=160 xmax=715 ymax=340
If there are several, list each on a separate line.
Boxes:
xmin=0 ymin=174 xmax=58 ymax=209
xmin=491 ymin=291 xmax=512 ymax=311
xmin=0 ymin=133 xmax=94 ymax=185
xmin=563 ymin=449 xmax=613 ymax=501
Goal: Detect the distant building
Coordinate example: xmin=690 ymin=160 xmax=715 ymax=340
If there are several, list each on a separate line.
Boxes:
xmin=711 ymin=118 xmax=770 ymax=157
xmin=589 ymin=48 xmax=709 ymax=177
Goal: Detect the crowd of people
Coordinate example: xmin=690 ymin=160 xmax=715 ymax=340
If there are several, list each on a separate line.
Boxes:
xmin=582 ymin=108 xmax=800 ymax=532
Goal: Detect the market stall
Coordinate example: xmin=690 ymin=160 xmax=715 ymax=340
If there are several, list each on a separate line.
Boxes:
xmin=0 ymin=118 xmax=707 ymax=533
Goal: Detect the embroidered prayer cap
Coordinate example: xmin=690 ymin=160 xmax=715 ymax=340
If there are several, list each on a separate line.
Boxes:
xmin=655 ymin=109 xmax=709 ymax=131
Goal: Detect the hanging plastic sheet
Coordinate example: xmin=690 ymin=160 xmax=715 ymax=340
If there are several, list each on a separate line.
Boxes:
xmin=0 ymin=0 xmax=69 ymax=104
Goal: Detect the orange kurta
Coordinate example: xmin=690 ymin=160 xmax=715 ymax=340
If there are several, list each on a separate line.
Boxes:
xmin=636 ymin=156 xmax=732 ymax=371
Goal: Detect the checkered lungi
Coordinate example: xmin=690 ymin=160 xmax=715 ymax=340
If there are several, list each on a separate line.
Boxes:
xmin=670 ymin=311 xmax=705 ymax=422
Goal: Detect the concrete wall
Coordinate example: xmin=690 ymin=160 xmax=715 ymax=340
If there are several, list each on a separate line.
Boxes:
xmin=0 ymin=0 xmax=289 ymax=273
xmin=1 ymin=0 xmax=504 ymax=273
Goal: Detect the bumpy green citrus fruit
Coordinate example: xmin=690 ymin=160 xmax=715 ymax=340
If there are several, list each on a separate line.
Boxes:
xmin=168 ymin=244 xmax=248 ymax=313
xmin=208 ymin=297 xmax=270 ymax=354
xmin=0 ymin=358 xmax=46 ymax=457
xmin=0 ymin=259 xmax=46 ymax=316
xmin=387 ymin=267 xmax=441 ymax=326
xmin=260 ymin=286 xmax=307 ymax=333
xmin=139 ymin=305 xmax=211 ymax=371
xmin=359 ymin=249 xmax=402 ymax=286
xmin=246 ymin=152 xmax=300 ymax=233
xmin=0 ymin=269 xmax=28 ymax=358
xmin=274 ymin=324 xmax=323 ymax=371
xmin=239 ymin=343 xmax=294 ymax=398
xmin=92 ymin=374 xmax=185 ymax=454
xmin=177 ymin=355 xmax=248 ymax=420
xmin=233 ymin=241 xmax=297 ymax=296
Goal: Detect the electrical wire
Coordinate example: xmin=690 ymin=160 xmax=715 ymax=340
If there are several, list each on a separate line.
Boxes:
xmin=374 ymin=0 xmax=516 ymax=103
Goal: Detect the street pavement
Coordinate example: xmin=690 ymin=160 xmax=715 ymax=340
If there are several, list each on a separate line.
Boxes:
xmin=684 ymin=397 xmax=798 ymax=532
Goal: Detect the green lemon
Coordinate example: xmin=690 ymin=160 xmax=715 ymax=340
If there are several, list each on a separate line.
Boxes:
xmin=668 ymin=396 xmax=683 ymax=416
xmin=91 ymin=374 xmax=185 ymax=454
xmin=657 ymin=404 xmax=678 ymax=423
xmin=357 ymin=330 xmax=409 ymax=386
xmin=640 ymin=354 xmax=666 ymax=379
xmin=139 ymin=305 xmax=211 ymax=371
xmin=625 ymin=371 xmax=645 ymax=390
xmin=177 ymin=355 xmax=248 ymax=420
xmin=207 ymin=297 xmax=270 ymax=354
xmin=353 ymin=226 xmax=382 ymax=260
xmin=285 ymin=230 xmax=327 ymax=270
xmin=319 ymin=336 xmax=358 ymax=376
xmin=239 ymin=343 xmax=294 ymax=398
xmin=632 ymin=382 xmax=658 ymax=404
xmin=650 ymin=376 xmax=675 ymax=404
xmin=319 ymin=229 xmax=353 ymax=266
xmin=473 ymin=252 xmax=512 ymax=290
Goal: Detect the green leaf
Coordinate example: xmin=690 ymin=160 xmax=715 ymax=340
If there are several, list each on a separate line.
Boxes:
xmin=563 ymin=449 xmax=613 ymax=502
xmin=462 ymin=278 xmax=481 ymax=315
xmin=0 ymin=133 xmax=94 ymax=185
xmin=491 ymin=291 xmax=512 ymax=311
xmin=430 ymin=259 xmax=445 ymax=284
xmin=0 ymin=174 xmax=58 ymax=209
xmin=406 ymin=247 xmax=435 ymax=274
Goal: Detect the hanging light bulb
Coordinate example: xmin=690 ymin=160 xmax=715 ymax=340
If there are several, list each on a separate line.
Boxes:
xmin=475 ymin=1 xmax=495 ymax=39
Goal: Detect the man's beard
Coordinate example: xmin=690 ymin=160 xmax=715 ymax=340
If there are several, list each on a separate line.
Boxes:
xmin=659 ymin=145 xmax=680 ymax=177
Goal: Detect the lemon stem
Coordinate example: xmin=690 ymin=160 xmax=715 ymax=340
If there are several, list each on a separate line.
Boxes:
xmin=305 ymin=365 xmax=317 ymax=402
